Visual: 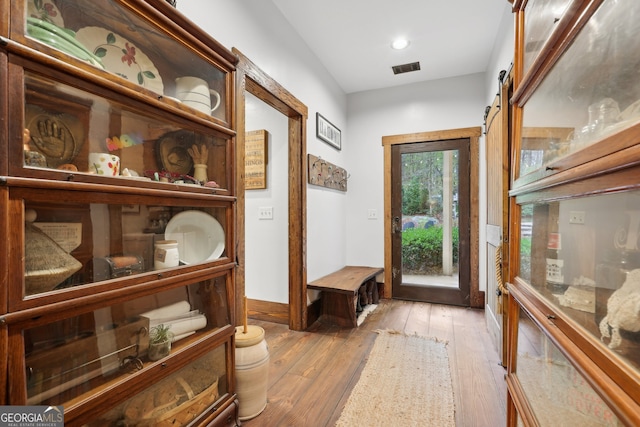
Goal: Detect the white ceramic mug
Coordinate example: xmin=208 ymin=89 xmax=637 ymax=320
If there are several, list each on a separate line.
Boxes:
xmin=175 ymin=76 xmax=221 ymax=115
xmin=88 ymin=152 xmax=120 ymax=176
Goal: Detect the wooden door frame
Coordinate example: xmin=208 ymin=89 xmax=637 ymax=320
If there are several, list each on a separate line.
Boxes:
xmin=390 ymin=139 xmax=472 ymax=305
xmin=234 ymin=48 xmax=309 ymax=331
xmin=382 ymin=127 xmax=483 ymax=308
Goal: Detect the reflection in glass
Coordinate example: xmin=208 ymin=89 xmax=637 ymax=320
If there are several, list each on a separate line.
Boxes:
xmin=24 ymin=278 xmax=229 ymax=406
xmin=22 ymin=200 xmax=226 ymax=296
xmin=23 ymin=0 xmax=228 ymax=122
xmin=22 ymin=72 xmax=229 ymax=189
xmin=519 ymin=0 xmax=640 ymax=177
xmin=89 ymin=345 xmax=227 ymax=426
xmin=523 ymin=0 xmax=572 ymax=74
xmin=516 ymin=307 xmax=623 ymax=426
xmin=519 ymin=191 xmax=640 ymax=375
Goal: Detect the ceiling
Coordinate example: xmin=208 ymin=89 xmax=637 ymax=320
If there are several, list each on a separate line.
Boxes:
xmin=271 ymin=0 xmax=511 ymax=94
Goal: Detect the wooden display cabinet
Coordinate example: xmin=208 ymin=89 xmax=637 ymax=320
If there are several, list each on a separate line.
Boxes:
xmin=0 ymin=0 xmax=239 ymax=425
xmin=507 ymin=0 xmax=640 ymax=425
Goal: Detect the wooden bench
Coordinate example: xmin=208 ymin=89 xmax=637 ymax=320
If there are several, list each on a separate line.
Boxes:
xmin=308 ymin=266 xmax=384 ymax=327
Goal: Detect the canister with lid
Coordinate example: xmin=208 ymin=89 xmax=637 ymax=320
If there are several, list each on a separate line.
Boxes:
xmin=154 ymin=240 xmax=179 ymax=269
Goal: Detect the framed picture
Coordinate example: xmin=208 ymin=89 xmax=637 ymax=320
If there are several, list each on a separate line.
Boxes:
xmin=316 ymin=113 xmax=341 ymax=150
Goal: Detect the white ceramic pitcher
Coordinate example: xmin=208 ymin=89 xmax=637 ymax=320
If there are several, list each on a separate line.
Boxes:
xmin=175 ymin=76 xmax=221 ymax=115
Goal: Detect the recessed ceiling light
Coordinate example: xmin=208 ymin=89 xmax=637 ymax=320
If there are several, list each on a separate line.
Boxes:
xmin=391 ymin=38 xmax=410 ymax=50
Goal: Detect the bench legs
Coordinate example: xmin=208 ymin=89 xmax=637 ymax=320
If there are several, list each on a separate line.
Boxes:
xmin=321 ymin=277 xmax=380 ymax=328
xmin=321 ymin=292 xmax=358 ymax=327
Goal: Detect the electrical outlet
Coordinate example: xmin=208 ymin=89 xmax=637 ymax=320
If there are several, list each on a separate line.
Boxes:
xmin=258 ymin=206 xmax=273 ymax=220
xmin=367 ymin=209 xmax=378 ymax=219
xmin=569 ymin=211 xmax=585 ymax=224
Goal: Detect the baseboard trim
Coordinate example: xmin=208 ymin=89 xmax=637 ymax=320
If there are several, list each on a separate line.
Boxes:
xmin=246 ymin=298 xmax=288 ymax=325
xmin=246 ymin=297 xmax=322 ymax=328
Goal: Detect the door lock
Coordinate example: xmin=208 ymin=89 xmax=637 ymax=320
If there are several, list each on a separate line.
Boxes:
xmin=392 ymin=216 xmax=401 ymax=234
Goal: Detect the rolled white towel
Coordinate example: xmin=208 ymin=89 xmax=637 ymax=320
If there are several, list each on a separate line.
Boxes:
xmin=140 ymin=300 xmax=191 ymax=320
xmin=164 ymin=314 xmax=207 ymax=337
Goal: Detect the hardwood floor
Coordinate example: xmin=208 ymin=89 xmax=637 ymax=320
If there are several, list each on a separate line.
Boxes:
xmin=240 ymin=299 xmax=507 ymax=427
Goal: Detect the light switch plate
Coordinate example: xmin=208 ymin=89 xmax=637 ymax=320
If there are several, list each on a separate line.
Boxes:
xmin=259 ymin=206 xmax=273 ymax=220
xmin=569 ymin=211 xmax=585 ymax=224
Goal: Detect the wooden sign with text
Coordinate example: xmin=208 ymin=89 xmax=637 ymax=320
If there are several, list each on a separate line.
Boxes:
xmin=245 ymin=129 xmax=268 ymax=189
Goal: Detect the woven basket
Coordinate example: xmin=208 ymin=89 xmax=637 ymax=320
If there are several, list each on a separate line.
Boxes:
xmin=24 ymin=222 xmax=82 ymax=295
xmin=124 ymin=376 xmax=219 ymax=426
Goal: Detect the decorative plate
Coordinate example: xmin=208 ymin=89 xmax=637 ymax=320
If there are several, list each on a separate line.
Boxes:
xmin=27 ymin=18 xmax=104 ymax=69
xmin=75 ymin=26 xmax=164 ymax=94
xmin=28 ymin=0 xmax=65 ymax=27
xmin=165 ymin=210 xmax=225 ymax=264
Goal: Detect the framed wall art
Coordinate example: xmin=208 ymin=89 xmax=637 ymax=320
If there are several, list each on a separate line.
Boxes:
xmin=316 ymin=113 xmax=341 ymax=150
xmin=308 ymin=154 xmax=348 ymax=192
xmin=245 ymin=129 xmax=268 ymax=189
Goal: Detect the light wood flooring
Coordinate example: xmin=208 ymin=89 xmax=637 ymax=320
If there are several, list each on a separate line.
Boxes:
xmin=241 ymin=299 xmax=507 ymax=427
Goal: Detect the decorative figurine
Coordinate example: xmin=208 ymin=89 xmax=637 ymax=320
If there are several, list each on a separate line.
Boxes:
xmin=599 ymin=268 xmax=640 ymax=349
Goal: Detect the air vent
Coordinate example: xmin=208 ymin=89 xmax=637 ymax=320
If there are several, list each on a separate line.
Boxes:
xmin=392 ymin=61 xmax=421 ymax=75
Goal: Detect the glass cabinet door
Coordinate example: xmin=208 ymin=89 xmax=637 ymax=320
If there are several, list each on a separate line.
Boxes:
xmin=518 ymin=190 xmax=640 ymax=377
xmin=514 ymin=305 xmax=623 ymax=426
xmin=18 ymin=0 xmax=231 ymax=124
xmin=21 ymin=277 xmax=230 ymax=408
xmin=522 ymin=0 xmax=572 ymax=75
xmin=517 ymin=0 xmax=640 ymax=179
xmin=11 ymin=189 xmax=230 ymax=303
xmin=87 ymin=343 xmax=229 ymax=426
xmin=16 ymin=70 xmax=232 ymax=193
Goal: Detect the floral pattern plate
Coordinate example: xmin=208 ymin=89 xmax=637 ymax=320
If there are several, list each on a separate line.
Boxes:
xmin=75 ymin=26 xmax=164 ymax=94
xmin=28 ymin=0 xmax=65 ymax=27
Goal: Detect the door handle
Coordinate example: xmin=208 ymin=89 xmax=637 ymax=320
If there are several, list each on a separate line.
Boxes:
xmin=392 ymin=216 xmax=401 ymax=234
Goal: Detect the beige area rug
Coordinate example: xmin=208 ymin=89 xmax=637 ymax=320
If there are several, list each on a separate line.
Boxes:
xmin=336 ymin=330 xmax=455 ymax=426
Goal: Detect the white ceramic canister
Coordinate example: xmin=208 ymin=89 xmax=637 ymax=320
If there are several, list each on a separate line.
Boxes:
xmin=235 ymin=325 xmax=269 ymax=421
xmin=154 ymin=240 xmax=179 ymax=270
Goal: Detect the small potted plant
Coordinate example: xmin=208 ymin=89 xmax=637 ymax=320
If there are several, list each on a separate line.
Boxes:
xmin=148 ymin=324 xmax=174 ymax=361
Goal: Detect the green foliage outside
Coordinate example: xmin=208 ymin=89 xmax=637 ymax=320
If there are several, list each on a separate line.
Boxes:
xmin=402 ymin=226 xmax=459 ymax=274
xmin=402 ymin=176 xmax=429 ymax=215
xmin=519 ymin=236 xmax=532 ymax=280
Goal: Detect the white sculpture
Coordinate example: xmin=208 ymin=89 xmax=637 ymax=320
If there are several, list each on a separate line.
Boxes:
xmin=599 ymin=268 xmax=640 ymax=349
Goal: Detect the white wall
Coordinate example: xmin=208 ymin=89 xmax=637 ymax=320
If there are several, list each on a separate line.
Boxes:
xmin=178 ymin=0 xmax=350 ymax=294
xmin=485 ymin=4 xmax=515 ymax=105
xmin=244 ymin=93 xmax=289 ymax=303
xmin=179 ymin=1 xmax=515 ymax=300
xmin=345 ymin=73 xmax=488 ymax=270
